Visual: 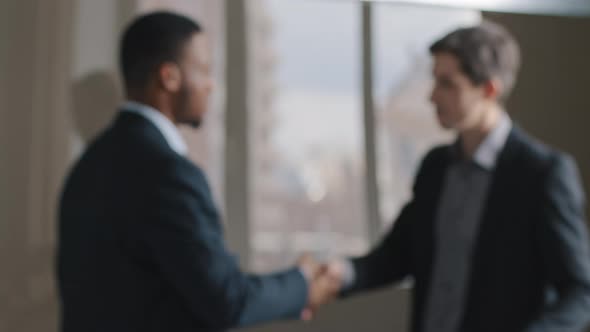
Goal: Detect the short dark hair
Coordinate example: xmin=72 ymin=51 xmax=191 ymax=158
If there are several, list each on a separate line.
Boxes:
xmin=430 ymin=21 xmax=521 ymax=102
xmin=120 ymin=11 xmax=202 ymax=92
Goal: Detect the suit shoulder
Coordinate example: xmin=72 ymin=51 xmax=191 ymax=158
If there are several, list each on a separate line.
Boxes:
xmin=156 ymin=153 xmax=206 ymax=181
xmin=420 ymin=144 xmax=452 ymax=170
xmin=407 ymin=144 xmax=452 ymax=192
xmin=512 ymin=129 xmax=569 ymax=172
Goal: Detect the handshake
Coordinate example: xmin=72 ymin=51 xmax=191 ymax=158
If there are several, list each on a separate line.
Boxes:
xmin=297 ymin=253 xmax=349 ymax=321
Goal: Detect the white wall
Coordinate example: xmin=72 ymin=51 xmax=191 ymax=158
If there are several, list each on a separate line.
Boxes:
xmin=0 ymin=1 xmax=135 ymax=330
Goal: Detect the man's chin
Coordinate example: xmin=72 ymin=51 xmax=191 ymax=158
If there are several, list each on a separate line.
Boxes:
xmin=436 ymin=117 xmax=452 ymax=130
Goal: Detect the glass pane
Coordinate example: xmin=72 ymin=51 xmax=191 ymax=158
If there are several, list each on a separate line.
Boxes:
xmin=373 ymin=4 xmax=481 ymax=228
xmin=249 ymin=0 xmax=367 ymax=272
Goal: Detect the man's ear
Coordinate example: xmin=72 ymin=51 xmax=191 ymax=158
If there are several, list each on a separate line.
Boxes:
xmin=157 ymin=62 xmax=182 ymax=93
xmin=483 ymin=78 xmax=502 ymax=101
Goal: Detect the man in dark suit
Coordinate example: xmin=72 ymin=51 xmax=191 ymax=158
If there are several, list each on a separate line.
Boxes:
xmin=57 ymin=12 xmax=337 ymax=332
xmin=320 ymin=21 xmax=590 ymax=332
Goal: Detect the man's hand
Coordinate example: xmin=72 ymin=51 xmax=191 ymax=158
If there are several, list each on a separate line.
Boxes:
xmin=297 ymin=255 xmax=345 ymax=321
xmin=321 ymin=259 xmax=347 ymax=288
xmin=297 ymin=253 xmax=321 ymax=283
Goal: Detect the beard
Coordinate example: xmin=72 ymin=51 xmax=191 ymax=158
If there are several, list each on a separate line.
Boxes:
xmin=175 ymin=83 xmax=202 ymax=128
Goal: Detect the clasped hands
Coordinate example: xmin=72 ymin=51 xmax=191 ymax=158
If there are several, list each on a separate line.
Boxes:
xmin=297 ymin=253 xmax=347 ymax=321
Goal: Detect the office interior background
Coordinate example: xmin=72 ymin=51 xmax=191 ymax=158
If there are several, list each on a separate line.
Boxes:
xmin=1 ymin=0 xmax=590 ymax=331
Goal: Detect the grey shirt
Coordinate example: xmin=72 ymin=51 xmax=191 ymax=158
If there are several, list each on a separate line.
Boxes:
xmin=422 ymin=113 xmax=512 ymax=332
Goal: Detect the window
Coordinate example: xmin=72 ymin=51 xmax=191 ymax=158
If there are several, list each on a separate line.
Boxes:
xmin=249 ymin=0 xmax=368 ymax=272
xmin=137 ymin=0 xmax=482 ymax=270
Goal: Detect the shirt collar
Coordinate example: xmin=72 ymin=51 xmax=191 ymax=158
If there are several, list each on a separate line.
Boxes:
xmin=120 ymin=100 xmax=188 ymax=156
xmin=452 ymin=112 xmax=512 ymax=170
xmin=472 ymin=112 xmax=512 ymax=170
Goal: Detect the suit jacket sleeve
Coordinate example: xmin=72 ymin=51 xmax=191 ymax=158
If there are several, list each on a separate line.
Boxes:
xmin=342 ymin=148 xmax=441 ymax=296
xmin=525 ymin=154 xmax=590 ymax=332
xmin=140 ymin=159 xmax=308 ymax=330
xmin=343 ymin=200 xmax=416 ymax=296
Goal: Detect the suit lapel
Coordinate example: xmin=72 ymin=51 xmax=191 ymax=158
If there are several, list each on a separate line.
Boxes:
xmin=476 ymin=126 xmax=525 ymax=245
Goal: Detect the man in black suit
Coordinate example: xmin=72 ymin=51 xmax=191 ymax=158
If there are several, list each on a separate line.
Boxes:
xmin=57 ymin=12 xmax=337 ymax=332
xmin=320 ymin=21 xmax=590 ymax=332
